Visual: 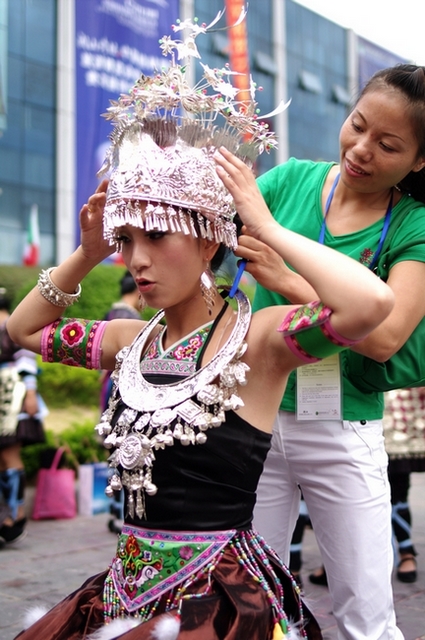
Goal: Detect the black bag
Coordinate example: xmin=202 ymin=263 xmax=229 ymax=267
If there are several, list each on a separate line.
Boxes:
xmin=346 ymin=237 xmax=425 ymax=393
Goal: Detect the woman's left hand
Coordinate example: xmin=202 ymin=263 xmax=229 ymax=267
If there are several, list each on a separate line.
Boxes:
xmin=214 ymin=146 xmax=274 ymax=240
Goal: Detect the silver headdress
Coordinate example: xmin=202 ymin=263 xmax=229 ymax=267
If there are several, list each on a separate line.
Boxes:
xmin=98 ymin=10 xmax=289 ymax=250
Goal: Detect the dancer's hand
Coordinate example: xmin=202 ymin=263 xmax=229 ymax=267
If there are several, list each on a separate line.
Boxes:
xmin=80 ymin=179 xmax=115 ymax=263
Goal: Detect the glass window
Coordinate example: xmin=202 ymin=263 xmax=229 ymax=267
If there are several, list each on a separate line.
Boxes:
xmin=0 ymin=147 xmax=20 ymax=182
xmin=24 ymin=104 xmax=54 ymax=154
xmin=7 ymin=56 xmax=24 ymax=100
xmin=286 ymin=0 xmax=348 ymax=162
xmin=25 ymin=0 xmax=56 ymax=64
xmin=0 ymin=183 xmax=24 ymax=225
xmin=24 ymin=61 xmax=55 ymax=106
xmin=0 ymin=98 xmax=23 ymax=149
xmin=7 ymin=0 xmax=24 ymax=56
xmin=24 ymin=151 xmax=53 ymax=188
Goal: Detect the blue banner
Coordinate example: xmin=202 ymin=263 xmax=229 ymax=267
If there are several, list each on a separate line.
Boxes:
xmin=75 ymin=0 xmax=179 ymax=244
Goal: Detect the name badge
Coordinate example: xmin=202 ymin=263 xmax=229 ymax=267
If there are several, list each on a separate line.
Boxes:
xmin=296 ymin=354 xmax=341 ymax=421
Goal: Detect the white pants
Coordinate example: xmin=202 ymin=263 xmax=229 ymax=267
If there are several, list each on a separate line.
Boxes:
xmin=253 ymin=412 xmax=402 ymax=640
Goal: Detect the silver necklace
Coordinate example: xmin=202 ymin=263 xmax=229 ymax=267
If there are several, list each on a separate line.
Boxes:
xmin=96 ymin=289 xmax=251 ymax=519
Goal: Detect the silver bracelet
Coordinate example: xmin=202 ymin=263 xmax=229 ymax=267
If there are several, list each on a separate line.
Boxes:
xmin=37 ymin=267 xmax=82 ymax=307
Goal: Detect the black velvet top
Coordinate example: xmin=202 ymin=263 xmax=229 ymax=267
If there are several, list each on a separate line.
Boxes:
xmin=115 ymin=303 xmax=271 ymax=532
xmin=123 ymin=407 xmax=271 ymax=531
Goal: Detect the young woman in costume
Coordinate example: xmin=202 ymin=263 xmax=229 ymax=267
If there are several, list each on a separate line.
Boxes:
xmin=7 ymin=20 xmax=394 ymax=640
xmin=242 ymin=64 xmax=425 ymax=640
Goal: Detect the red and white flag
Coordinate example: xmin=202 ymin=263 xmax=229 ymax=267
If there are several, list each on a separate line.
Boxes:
xmin=23 ymin=204 xmax=40 ymax=266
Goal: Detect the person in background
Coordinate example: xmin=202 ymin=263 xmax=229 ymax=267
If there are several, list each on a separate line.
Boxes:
xmin=235 ymin=63 xmax=425 ymax=640
xmin=100 ymin=270 xmax=141 ymax=534
xmin=0 ymin=288 xmax=45 ymax=547
xmin=383 ymin=387 xmax=425 ymax=583
xmin=289 ymin=387 xmax=425 ymax=589
xmin=287 ymin=494 xmax=310 ymax=588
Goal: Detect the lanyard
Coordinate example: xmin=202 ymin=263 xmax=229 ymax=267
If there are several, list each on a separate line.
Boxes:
xmin=318 ymin=173 xmax=393 ymax=271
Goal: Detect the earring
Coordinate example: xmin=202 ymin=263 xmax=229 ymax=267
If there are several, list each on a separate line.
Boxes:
xmin=200 ymin=267 xmax=218 ymax=315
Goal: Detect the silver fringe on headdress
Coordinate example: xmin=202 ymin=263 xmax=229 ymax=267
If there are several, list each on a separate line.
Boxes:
xmin=98 ymin=9 xmax=290 ymax=250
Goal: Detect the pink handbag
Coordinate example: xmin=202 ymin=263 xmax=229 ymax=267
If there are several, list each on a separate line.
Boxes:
xmin=32 ymin=447 xmax=77 ymax=520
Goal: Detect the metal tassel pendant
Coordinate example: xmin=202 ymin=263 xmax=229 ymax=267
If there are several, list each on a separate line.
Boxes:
xmin=200 ymin=268 xmax=218 ymax=315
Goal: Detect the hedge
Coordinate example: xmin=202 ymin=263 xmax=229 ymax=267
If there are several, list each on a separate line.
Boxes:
xmin=1 ymin=263 xmax=137 ymax=321
xmin=21 ymin=420 xmax=108 ymax=480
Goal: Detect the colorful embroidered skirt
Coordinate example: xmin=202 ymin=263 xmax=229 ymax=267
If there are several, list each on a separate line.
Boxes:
xmin=14 ymin=526 xmax=322 ymax=640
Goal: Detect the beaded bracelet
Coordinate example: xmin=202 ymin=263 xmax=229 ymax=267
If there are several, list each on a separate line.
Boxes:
xmin=37 ymin=267 xmax=82 ymax=307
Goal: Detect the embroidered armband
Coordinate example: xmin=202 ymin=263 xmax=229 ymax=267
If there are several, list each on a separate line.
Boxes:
xmin=41 ymin=318 xmax=107 ymax=369
xmin=278 ymin=301 xmax=359 ymax=364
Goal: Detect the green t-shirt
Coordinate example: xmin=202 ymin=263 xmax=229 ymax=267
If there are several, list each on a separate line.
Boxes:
xmin=254 ymin=158 xmax=425 ymax=420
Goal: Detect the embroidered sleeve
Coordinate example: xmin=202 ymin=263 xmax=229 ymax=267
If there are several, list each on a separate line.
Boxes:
xmin=278 ymin=301 xmax=360 ymax=364
xmin=41 ymin=318 xmax=107 ymax=369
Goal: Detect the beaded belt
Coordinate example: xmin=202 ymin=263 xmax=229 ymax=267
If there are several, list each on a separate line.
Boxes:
xmin=107 ymin=525 xmax=236 ymax=613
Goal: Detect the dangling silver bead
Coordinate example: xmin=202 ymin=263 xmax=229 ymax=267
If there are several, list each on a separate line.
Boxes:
xmin=105 ymin=484 xmax=114 ymax=498
xmin=200 ymin=267 xmax=218 ymax=315
xmin=145 ymin=482 xmax=158 ymax=496
xmin=180 ymin=433 xmax=191 ymax=446
xmin=110 ymin=474 xmax=122 ymax=491
xmin=211 ymin=415 xmax=223 ymax=427
xmin=196 ymin=432 xmax=207 ymax=444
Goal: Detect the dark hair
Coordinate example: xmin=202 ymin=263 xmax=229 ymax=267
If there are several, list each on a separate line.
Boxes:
xmin=210 ymin=213 xmax=244 ymax=274
xmin=188 ymin=211 xmax=240 ymax=274
xmin=120 ymin=270 xmax=137 ymax=295
xmin=359 ymin=64 xmax=425 ymax=203
xmin=0 ymin=287 xmax=11 ymax=313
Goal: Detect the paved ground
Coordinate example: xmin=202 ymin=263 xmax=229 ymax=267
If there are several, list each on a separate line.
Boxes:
xmin=0 ymin=473 xmax=424 ymax=640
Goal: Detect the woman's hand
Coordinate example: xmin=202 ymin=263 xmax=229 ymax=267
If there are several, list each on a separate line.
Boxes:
xmin=214 ymin=147 xmax=274 ymax=240
xmin=80 ymin=179 xmax=115 ymax=263
xmin=236 ymin=229 xmax=319 ymax=303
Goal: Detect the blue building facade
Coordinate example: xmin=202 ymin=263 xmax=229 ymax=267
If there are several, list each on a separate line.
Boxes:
xmin=285 ymin=0 xmax=350 ymax=162
xmin=0 ymin=0 xmax=409 ymax=264
xmin=0 ymin=0 xmax=57 ymax=264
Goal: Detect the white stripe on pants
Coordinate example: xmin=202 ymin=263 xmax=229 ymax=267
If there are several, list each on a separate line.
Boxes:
xmin=253 ymin=412 xmax=402 ymax=640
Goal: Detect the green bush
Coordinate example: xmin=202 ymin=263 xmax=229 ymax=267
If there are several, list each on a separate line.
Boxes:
xmin=0 ymin=265 xmax=40 ymax=308
xmin=22 ymin=420 xmax=107 ymax=480
xmin=38 ymin=361 xmax=101 ymax=408
xmin=52 ymin=420 xmax=108 ymax=465
xmin=0 ymin=263 xmax=157 ymax=321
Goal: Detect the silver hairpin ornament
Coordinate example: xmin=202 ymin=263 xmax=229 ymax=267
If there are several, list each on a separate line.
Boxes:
xmin=99 ymin=8 xmax=290 ymax=249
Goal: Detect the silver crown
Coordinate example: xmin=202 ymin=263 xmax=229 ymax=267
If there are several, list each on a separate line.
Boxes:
xmin=98 ymin=10 xmax=289 ymax=249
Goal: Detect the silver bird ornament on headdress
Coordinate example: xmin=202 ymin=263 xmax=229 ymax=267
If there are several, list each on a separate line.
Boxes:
xmin=98 ymin=9 xmax=290 ymax=251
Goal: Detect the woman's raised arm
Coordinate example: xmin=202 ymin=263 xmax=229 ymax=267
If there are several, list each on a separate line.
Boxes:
xmin=7 ymin=181 xmax=114 ymax=354
xmin=215 ymin=147 xmax=394 ymax=342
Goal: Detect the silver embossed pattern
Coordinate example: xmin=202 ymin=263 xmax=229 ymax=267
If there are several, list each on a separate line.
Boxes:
xmin=96 ymin=290 xmax=251 ymax=519
xmin=98 ymin=15 xmax=289 ymax=251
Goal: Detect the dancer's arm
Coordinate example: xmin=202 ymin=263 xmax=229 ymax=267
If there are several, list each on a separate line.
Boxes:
xmin=6 ymin=181 xmax=140 ymax=369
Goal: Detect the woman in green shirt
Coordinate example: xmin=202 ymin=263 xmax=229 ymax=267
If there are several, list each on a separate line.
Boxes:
xmin=237 ymin=64 xmax=425 ymax=640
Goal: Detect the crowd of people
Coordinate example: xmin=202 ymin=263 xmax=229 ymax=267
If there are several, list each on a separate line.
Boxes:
xmin=2 ymin=16 xmax=425 ymax=640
